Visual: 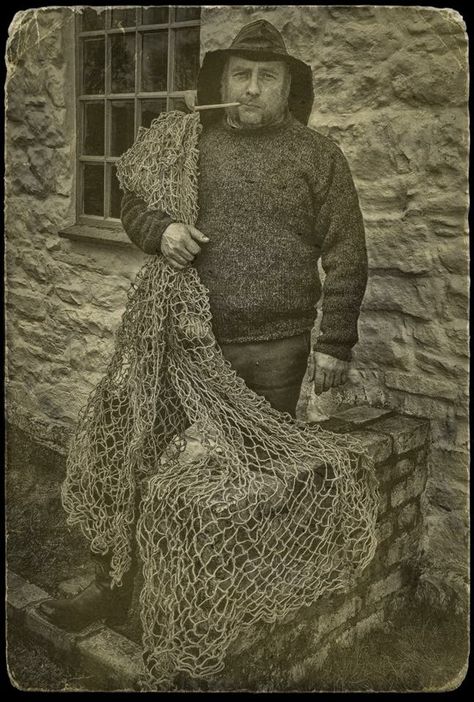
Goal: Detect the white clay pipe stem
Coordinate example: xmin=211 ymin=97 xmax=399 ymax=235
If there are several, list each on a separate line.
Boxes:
xmin=194 ymin=102 xmax=241 ymax=111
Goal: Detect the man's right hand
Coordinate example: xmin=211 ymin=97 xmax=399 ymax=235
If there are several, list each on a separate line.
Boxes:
xmin=161 ymin=223 xmax=209 ymax=270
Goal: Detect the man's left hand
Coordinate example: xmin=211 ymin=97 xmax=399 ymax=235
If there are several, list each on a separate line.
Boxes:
xmin=307 ymin=351 xmax=349 ymax=395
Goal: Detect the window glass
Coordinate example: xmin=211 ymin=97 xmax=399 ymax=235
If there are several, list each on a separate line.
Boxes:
xmin=173 ymin=27 xmax=200 ymax=90
xmin=83 ymin=38 xmax=105 ymax=94
xmin=110 ymin=165 xmax=123 ymax=218
xmin=142 ymin=32 xmax=168 ymax=92
xmin=140 ymin=99 xmax=167 ymax=127
xmin=83 ymin=102 xmax=105 ymax=155
xmin=77 ymin=7 xmax=201 ymax=222
xmin=111 ymin=34 xmax=136 ymax=93
xmin=111 ymin=101 xmax=135 ymax=156
xmin=83 ymin=164 xmax=104 ymax=216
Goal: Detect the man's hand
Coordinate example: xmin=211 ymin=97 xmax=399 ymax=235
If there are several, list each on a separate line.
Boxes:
xmin=161 ymin=223 xmax=209 ymax=270
xmin=307 ymin=350 xmax=349 ymax=395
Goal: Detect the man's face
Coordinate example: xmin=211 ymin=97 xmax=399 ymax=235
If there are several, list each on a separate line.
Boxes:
xmin=221 ymin=56 xmax=290 ymax=127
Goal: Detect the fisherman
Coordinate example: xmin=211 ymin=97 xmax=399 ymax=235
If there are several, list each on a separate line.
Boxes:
xmin=39 ymin=19 xmax=368 ymax=633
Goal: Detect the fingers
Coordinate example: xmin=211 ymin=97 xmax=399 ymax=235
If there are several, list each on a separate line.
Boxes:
xmin=307 ymin=352 xmax=315 ymax=383
xmin=313 ymin=367 xmax=325 ymax=395
xmin=188 ymin=225 xmax=210 ymax=244
xmin=166 ymin=257 xmax=186 ymax=270
xmin=169 ymin=250 xmax=191 ymax=266
xmin=313 ymin=369 xmax=348 ymax=395
xmin=183 ymin=238 xmax=202 ymax=256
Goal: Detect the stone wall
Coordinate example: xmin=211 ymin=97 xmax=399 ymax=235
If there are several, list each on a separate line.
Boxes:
xmin=204 ymin=407 xmax=430 ymax=692
xmin=5 ymin=7 xmax=145 ymax=451
xmin=5 ymin=7 xmax=469 ymax=611
xmin=199 ymin=5 xmax=469 ymax=610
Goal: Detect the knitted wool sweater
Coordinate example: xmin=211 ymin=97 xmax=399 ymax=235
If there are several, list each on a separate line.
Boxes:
xmin=121 ymin=114 xmax=368 ymax=361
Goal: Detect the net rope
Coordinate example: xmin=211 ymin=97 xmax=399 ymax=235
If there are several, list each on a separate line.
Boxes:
xmin=61 ymin=111 xmax=380 ymax=690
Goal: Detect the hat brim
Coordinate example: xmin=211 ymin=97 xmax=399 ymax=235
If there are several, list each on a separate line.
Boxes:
xmin=196 ymin=49 xmax=314 ymax=126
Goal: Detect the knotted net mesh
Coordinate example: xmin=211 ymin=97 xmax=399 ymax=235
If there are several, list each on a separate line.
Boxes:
xmin=61 ymin=111 xmax=380 ymax=690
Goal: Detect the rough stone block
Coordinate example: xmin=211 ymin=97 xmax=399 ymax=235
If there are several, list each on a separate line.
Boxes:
xmin=392 ymin=456 xmax=417 ymax=480
xmin=387 ymin=533 xmax=418 ymax=567
xmin=370 ymin=415 xmax=430 ymax=455
xmin=367 ymin=569 xmax=403 ymax=604
xmin=375 ymin=519 xmax=393 ymax=543
xmin=391 ymin=481 xmax=408 ymax=509
xmin=333 ymin=626 xmax=356 ymax=649
xmin=405 ymin=465 xmax=428 ymax=499
xmin=77 ymin=627 xmax=143 ymax=689
xmin=7 ymin=571 xmax=48 ymax=611
xmin=330 ymin=405 xmax=393 ymax=427
xmin=24 ymin=605 xmax=79 ymax=656
xmin=385 ymin=371 xmax=459 ymax=402
xmin=377 ymin=490 xmax=390 ymax=516
xmin=355 ymin=609 xmax=385 ymax=639
xmin=316 ymin=597 xmax=361 ymax=638
xmin=350 ymin=430 xmax=393 ymax=464
xmin=398 ymin=502 xmax=419 ymax=531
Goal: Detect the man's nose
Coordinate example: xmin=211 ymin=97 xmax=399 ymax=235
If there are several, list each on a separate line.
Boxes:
xmin=246 ymin=72 xmax=261 ymax=96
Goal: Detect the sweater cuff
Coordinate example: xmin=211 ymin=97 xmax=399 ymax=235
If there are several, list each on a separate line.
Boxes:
xmin=142 ymin=213 xmax=174 ymax=254
xmin=313 ymin=339 xmax=353 ymax=363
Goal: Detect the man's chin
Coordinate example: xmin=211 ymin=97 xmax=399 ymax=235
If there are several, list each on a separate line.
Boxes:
xmin=236 ymin=111 xmax=263 ymax=127
xmin=239 ymin=116 xmax=263 ymax=126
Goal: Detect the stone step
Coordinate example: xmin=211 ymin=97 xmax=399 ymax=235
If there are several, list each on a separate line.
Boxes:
xmin=7 ymin=570 xmax=144 ymax=691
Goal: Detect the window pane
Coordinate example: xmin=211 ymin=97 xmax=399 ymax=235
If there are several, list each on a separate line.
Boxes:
xmin=140 ymin=99 xmax=167 ymax=127
xmin=142 ymin=32 xmax=168 ymax=92
xmin=83 ymin=102 xmax=105 ymax=155
xmin=82 ymin=38 xmax=105 ymax=94
xmin=111 ymin=8 xmax=136 ymax=28
xmin=110 ymin=165 xmax=123 ymax=219
xmin=111 ymin=101 xmax=135 ymax=156
xmin=173 ymin=27 xmax=200 ymax=90
xmin=81 ymin=7 xmax=105 ymax=31
xmin=111 ymin=34 xmax=136 ymax=93
xmin=83 ymin=164 xmax=104 ymax=216
xmin=142 ymin=7 xmax=169 ymax=25
xmin=175 ymin=7 xmax=201 ymax=22
xmin=169 ymin=97 xmax=187 ymax=112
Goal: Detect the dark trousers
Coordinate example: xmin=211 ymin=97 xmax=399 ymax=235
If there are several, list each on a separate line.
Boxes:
xmin=219 ymin=331 xmax=311 ymax=418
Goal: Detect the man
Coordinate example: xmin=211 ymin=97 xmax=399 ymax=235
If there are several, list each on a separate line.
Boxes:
xmin=122 ymin=19 xmax=367 ymax=414
xmin=39 ymin=19 xmax=367 ymax=631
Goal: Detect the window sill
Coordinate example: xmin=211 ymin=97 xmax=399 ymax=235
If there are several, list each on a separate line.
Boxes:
xmin=58 ymin=224 xmax=134 ymax=248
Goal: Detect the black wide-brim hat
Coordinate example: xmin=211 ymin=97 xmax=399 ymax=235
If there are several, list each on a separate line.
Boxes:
xmin=196 ymin=19 xmax=314 ymax=126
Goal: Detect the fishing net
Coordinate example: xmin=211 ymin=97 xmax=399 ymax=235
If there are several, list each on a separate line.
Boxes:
xmin=61 ymin=111 xmax=380 ymax=690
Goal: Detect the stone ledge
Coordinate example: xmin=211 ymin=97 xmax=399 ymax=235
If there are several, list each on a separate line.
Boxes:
xmin=368 ymin=415 xmax=430 ymax=455
xmin=58 ymin=223 xmax=134 ymax=248
xmin=315 ymin=407 xmax=430 ymax=458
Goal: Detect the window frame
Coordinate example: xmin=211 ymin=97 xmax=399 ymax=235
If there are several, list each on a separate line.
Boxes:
xmin=74 ymin=6 xmax=201 ymax=233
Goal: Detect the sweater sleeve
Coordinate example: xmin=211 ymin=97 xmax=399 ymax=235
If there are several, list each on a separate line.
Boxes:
xmin=120 ymin=188 xmax=174 ymax=255
xmin=313 ymin=147 xmax=368 ymax=362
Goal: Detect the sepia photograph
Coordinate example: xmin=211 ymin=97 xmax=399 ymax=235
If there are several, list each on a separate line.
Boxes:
xmin=4 ymin=3 xmax=469 ymax=692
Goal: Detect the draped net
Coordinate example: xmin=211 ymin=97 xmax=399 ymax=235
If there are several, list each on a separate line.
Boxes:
xmin=61 ymin=111 xmax=380 ymax=690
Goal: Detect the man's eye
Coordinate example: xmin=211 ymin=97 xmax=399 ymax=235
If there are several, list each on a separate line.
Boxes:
xmin=262 ymin=73 xmax=276 ymax=80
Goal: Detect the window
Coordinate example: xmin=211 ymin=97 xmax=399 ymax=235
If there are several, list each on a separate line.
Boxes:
xmin=76 ymin=6 xmax=201 ymax=227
